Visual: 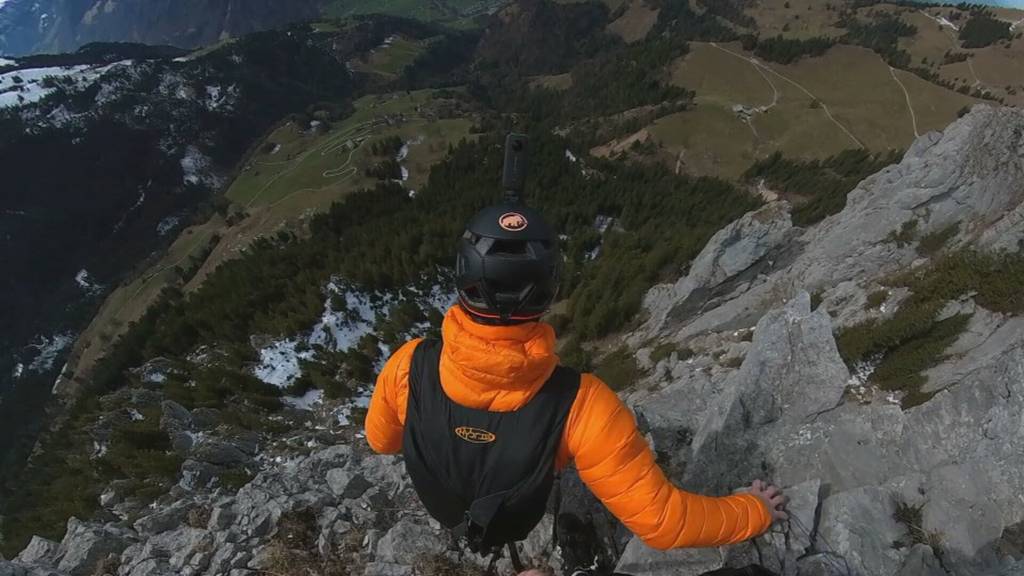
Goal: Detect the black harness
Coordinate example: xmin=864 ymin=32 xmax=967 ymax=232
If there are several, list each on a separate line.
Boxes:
xmin=402 ymin=339 xmax=581 ymax=556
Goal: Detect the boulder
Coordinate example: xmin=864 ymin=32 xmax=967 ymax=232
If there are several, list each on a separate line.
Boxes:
xmin=207 ymin=506 xmax=237 ymax=531
xmin=614 ymin=537 xmax=722 ymax=576
xmin=56 ymin=519 xmax=131 ymax=576
xmin=133 ymin=503 xmax=191 ymax=535
xmin=685 ymin=292 xmax=847 ymax=493
xmin=192 ymin=441 xmax=250 ymax=467
xmin=15 ymin=537 xmax=60 ymax=566
xmin=326 ymin=468 xmax=352 ymax=497
xmin=896 ymin=544 xmax=946 ymax=576
xmin=375 ymin=518 xmax=445 ymax=565
xmin=178 ymin=460 xmax=221 ymax=492
xmin=638 ymin=202 xmax=795 ymax=341
xmin=160 ymin=401 xmax=193 ymax=432
xmin=189 ymin=409 xmax=220 ymax=430
xmin=814 ymin=486 xmax=904 ymax=576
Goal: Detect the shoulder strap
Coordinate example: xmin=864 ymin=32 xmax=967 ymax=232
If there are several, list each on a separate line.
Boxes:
xmin=408 ymin=338 xmax=442 ymax=394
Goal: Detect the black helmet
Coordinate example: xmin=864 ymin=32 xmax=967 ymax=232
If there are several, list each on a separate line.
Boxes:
xmin=456 ymin=204 xmax=560 ymax=324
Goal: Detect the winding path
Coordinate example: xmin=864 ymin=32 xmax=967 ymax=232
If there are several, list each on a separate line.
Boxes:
xmin=130 ymin=230 xmax=215 ymax=299
xmin=889 ymin=66 xmax=920 ymax=138
xmin=244 ymin=119 xmax=385 ymax=208
xmin=919 ymin=9 xmax=987 ymax=90
xmin=710 ymin=43 xmax=865 ymax=149
xmin=751 ymin=60 xmax=781 ymax=112
xmin=132 ymin=119 xmax=393 ymax=296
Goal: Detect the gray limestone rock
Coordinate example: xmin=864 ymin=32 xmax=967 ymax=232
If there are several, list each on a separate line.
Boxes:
xmin=56 ymin=519 xmax=132 ymax=576
xmin=132 ymin=502 xmax=191 ymax=535
xmin=896 ymin=544 xmax=946 ymax=576
xmin=160 ymin=401 xmax=193 ymax=432
xmin=364 ymin=562 xmax=415 ymax=576
xmin=815 ymin=486 xmax=904 ymax=576
xmin=192 ymin=440 xmax=251 ymax=467
xmin=685 ymin=292 xmax=848 ymax=493
xmin=326 ymin=468 xmax=352 ymax=497
xmin=14 ymin=538 xmax=60 ymax=566
xmin=614 ymin=537 xmax=722 ymax=576
xmin=374 ymin=518 xmax=444 ymax=565
xmin=639 ymin=202 xmax=795 ymax=341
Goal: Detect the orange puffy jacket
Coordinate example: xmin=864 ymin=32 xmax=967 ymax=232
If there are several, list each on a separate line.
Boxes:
xmin=364 ymin=305 xmax=772 ymax=549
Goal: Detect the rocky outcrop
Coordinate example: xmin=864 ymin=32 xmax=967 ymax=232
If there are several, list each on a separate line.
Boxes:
xmin=637 ymin=105 xmax=1024 ymax=345
xmin=621 ymin=106 xmax=1024 ymax=576
xmin=637 ymin=201 xmax=796 ymax=342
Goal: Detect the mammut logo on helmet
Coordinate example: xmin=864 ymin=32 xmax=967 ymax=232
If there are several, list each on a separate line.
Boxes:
xmin=499 ymin=212 xmax=528 ymax=232
xmin=455 ymin=426 xmax=497 ymax=444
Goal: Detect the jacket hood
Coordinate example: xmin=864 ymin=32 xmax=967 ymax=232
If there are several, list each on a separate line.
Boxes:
xmin=439 ymin=305 xmax=559 ymax=411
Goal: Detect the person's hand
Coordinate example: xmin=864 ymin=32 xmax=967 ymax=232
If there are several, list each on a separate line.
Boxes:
xmin=749 ymin=479 xmax=789 ymax=522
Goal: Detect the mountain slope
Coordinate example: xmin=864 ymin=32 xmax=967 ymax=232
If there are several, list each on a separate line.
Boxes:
xmin=3 ymin=104 xmax=1024 ymax=576
xmin=0 ymin=0 xmax=324 ymax=56
xmin=0 ymin=24 xmax=375 ymax=517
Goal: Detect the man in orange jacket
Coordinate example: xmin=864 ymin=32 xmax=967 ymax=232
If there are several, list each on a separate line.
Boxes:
xmin=364 ymin=203 xmax=787 ymax=566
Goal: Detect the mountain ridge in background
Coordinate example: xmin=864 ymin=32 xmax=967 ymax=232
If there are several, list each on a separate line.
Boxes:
xmin=0 ymin=0 xmax=503 ymax=56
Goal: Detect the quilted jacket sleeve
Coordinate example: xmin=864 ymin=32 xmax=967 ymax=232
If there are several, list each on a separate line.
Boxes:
xmin=564 ymin=373 xmax=773 ymax=549
xmin=364 ymin=339 xmax=421 ymax=454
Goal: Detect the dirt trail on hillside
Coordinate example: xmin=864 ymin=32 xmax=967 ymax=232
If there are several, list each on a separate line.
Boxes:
xmin=709 ymin=42 xmax=864 ymax=149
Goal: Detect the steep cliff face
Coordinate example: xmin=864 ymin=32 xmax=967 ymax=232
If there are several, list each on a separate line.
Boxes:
xmin=0 ymin=0 xmax=323 ymax=56
xmin=4 ymin=106 xmax=1024 ymax=576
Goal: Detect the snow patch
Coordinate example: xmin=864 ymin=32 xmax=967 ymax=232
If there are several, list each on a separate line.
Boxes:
xmin=0 ymin=58 xmax=15 ymax=67
xmin=585 ymin=215 xmax=616 ymax=260
xmin=112 ymin=191 xmax=146 ymax=233
xmin=204 ymin=84 xmax=238 ymax=111
xmin=26 ymin=333 xmax=74 ymax=373
xmin=335 ymin=389 xmax=373 ymax=426
xmin=254 ymin=277 xmax=456 ymax=388
xmin=75 ymin=269 xmax=103 ymax=295
xmin=393 ymin=137 xmax=422 ymax=187
xmin=846 ymin=354 xmax=883 ymax=403
xmin=141 ymin=365 xmax=167 ymax=384
xmin=157 ymin=215 xmax=181 ymax=236
xmin=92 ymin=440 xmax=108 ymax=459
xmin=849 ymin=356 xmax=881 ymax=386
xmin=594 ymin=215 xmax=615 ymax=234
xmin=127 ymin=408 xmax=145 ymax=421
xmin=11 ymin=363 xmax=23 ymax=379
xmin=283 ymin=388 xmax=324 ymax=411
xmin=0 ymin=61 xmax=131 ymax=109
xmin=309 ymin=284 xmax=377 ymax=352
xmin=51 ymin=362 xmax=69 ymax=394
xmin=180 ymin=146 xmax=222 ymax=188
xmin=565 ymin=149 xmax=578 ymax=163
xmin=253 ymin=340 xmax=314 ymax=388
xmin=270 ymin=143 xmax=282 ymax=155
